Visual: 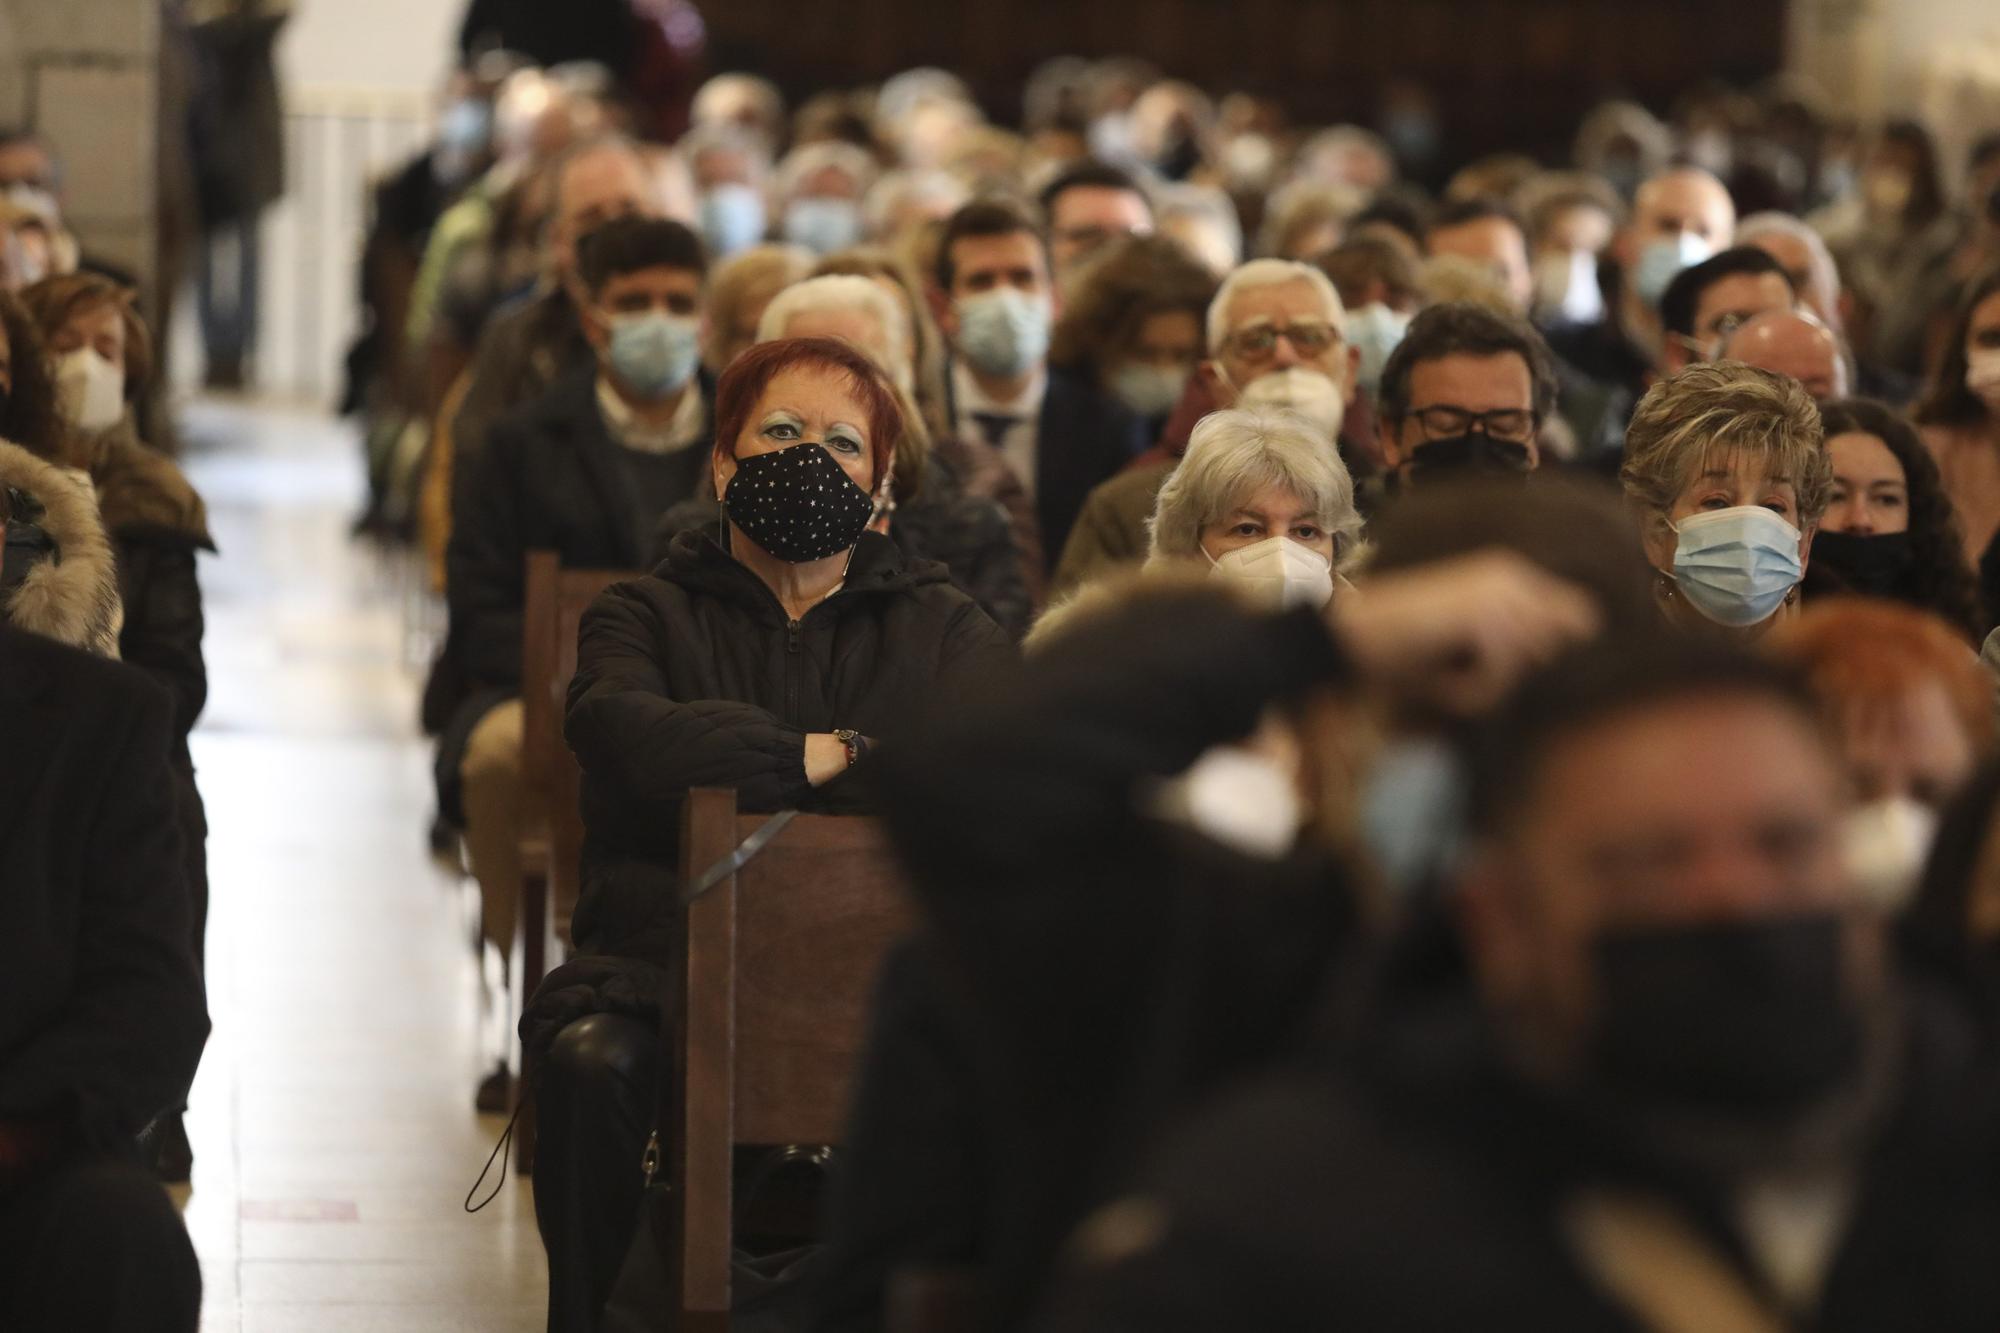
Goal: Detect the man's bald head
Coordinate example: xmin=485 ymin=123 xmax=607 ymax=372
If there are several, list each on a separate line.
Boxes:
xmin=1720 ymin=309 xmax=1848 ymax=402
xmin=1619 ymin=167 xmax=1736 ymax=273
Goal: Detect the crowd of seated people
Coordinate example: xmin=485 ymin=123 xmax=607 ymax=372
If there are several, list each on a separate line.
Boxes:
xmin=0 ymin=132 xmax=213 ymax=1329
xmin=20 ymin=21 xmax=2000 ymax=1332
xmin=333 ymin=42 xmax=2000 ymax=1333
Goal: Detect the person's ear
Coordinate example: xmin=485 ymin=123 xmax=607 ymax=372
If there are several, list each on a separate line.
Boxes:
xmin=1798 ymin=523 xmax=1816 ymax=571
xmin=1610 ymin=221 xmax=1638 ymax=271
xmin=1201 ymin=359 xmax=1236 ymax=408
xmin=1457 ymin=849 xmax=1535 ymax=1005
xmin=1343 ymin=343 xmax=1360 ymax=405
xmin=580 ymin=298 xmax=611 ymax=352
xmin=712 ymin=446 xmax=737 ymax=501
xmin=1640 ymin=511 xmax=1678 ymax=574
xmin=1377 ymin=414 xmax=1405 ymax=469
xmin=927 ymin=283 xmax=957 ymax=338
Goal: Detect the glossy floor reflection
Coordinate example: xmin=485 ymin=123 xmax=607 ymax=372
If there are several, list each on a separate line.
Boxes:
xmin=177 ymin=397 xmax=545 ymax=1332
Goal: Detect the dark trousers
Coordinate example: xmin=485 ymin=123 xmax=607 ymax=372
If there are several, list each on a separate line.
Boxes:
xmin=0 ymin=1156 xmax=201 ymax=1331
xmin=534 ymin=1013 xmax=657 ymax=1333
xmin=196 ymin=217 xmax=260 ymax=384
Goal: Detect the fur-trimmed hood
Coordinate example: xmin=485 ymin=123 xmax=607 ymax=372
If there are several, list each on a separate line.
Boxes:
xmin=65 ymin=421 xmax=215 ymax=550
xmin=0 ymin=438 xmax=123 ymax=657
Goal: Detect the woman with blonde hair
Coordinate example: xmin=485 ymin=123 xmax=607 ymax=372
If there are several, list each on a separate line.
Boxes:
xmin=1621 ymin=360 xmax=1832 ymax=637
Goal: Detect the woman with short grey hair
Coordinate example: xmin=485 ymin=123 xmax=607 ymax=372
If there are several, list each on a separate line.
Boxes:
xmin=1148 ymin=406 xmax=1363 ymax=608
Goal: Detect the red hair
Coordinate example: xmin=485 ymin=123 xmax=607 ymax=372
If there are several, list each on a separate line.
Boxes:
xmin=711 ymin=336 xmax=904 ymax=487
xmin=1768 ymin=599 xmax=1996 ymax=753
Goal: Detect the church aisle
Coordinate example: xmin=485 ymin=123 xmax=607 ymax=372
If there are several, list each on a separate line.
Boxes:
xmin=173 ymin=397 xmax=545 ymax=1332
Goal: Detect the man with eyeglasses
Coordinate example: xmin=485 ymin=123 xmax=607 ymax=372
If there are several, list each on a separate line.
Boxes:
xmin=1656 ymin=247 xmax=1798 ymax=378
xmin=1052 ymin=258 xmax=1357 ymax=593
xmin=1375 ymin=302 xmax=1561 ymax=489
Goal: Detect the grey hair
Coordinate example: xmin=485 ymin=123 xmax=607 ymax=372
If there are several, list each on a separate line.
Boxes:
xmin=1736 ymin=211 xmax=1841 ymax=319
xmin=757 ymin=274 xmax=913 ymax=394
xmin=1147 ymin=407 xmax=1363 ymax=566
xmin=1205 ymin=258 xmax=1347 ymax=354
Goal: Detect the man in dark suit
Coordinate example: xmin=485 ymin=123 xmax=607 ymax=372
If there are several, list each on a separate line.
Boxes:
xmin=0 ymin=503 xmax=210 ymax=1332
xmin=930 ymin=198 xmax=1146 ymax=572
xmin=439 ymin=217 xmax=713 ymax=1108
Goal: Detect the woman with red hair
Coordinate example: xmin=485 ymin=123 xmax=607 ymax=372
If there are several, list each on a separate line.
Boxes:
xmin=1768 ymin=598 xmax=1996 ymax=908
xmin=522 ymin=335 xmax=1013 ymax=1333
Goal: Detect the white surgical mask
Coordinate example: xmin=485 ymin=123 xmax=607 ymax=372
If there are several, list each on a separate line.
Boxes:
xmin=1533 ymin=247 xmax=1604 ymax=326
xmin=1965 ymin=348 xmax=2000 ymax=411
xmin=1343 ymin=302 xmax=1411 ymax=395
xmin=56 ymin=347 xmax=125 ymax=435
xmin=955 ymin=288 xmax=1052 ymax=380
xmin=1843 ymin=796 xmax=1938 ymax=912
xmin=1156 ymin=745 xmax=1303 ymax=860
xmin=1633 ymin=231 xmax=1713 ymax=308
xmin=1109 ymin=361 xmax=1186 ymax=418
xmin=1205 ymin=535 xmax=1335 ymax=610
xmin=1237 ymin=366 xmax=1346 ymax=440
xmin=1670 ymin=506 xmax=1804 ymax=628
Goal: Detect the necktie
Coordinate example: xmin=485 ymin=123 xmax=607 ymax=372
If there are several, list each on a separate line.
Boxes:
xmin=971 ymin=411 xmax=1015 ymax=451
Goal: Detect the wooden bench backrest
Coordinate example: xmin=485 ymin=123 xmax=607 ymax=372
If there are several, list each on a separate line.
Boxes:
xmin=671 ymin=786 xmax=912 ymax=1323
xmin=521 ymin=551 xmax=634 ymax=933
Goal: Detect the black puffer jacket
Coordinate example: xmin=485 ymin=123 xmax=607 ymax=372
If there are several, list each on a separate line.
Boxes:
xmin=64 ymin=423 xmax=214 ymax=967
xmin=520 ymin=527 xmax=1015 ymax=1061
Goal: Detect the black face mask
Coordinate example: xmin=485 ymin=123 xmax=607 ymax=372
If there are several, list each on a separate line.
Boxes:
xmin=1809 ymin=529 xmax=1913 ymax=599
xmin=1588 ymin=914 xmax=1861 ymax=1120
xmin=1407 ymin=433 xmax=1534 ymax=480
xmin=722 ymin=441 xmax=876 ymax=564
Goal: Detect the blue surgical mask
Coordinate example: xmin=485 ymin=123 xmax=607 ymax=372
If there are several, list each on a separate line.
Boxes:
xmin=1344 ymin=302 xmax=1411 ymax=395
xmin=782 ymin=196 xmax=862 ymax=253
xmin=1109 ymin=362 xmax=1186 ymax=419
xmin=1359 ymin=738 xmax=1465 ymax=899
xmin=1632 ymin=231 xmax=1714 ymax=308
xmin=1671 ymin=506 xmax=1804 ymax=628
xmin=954 ymin=288 xmax=1052 ymax=380
xmin=605 ymin=311 xmax=701 ymax=400
xmin=699 ymin=183 xmax=766 ymax=258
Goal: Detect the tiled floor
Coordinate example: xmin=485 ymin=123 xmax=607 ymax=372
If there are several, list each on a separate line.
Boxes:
xmin=175 ymin=397 xmax=546 ymax=1331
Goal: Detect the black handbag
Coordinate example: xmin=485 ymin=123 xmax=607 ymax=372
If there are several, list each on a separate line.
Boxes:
xmin=599 ymin=811 xmax=826 ymax=1332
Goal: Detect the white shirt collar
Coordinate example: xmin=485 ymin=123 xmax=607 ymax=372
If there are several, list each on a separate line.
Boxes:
xmin=596 ymin=375 xmax=705 ymax=455
xmin=953 ymin=359 xmax=1046 ymax=419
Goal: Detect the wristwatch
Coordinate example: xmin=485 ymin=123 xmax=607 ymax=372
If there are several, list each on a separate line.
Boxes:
xmin=834 ymin=729 xmax=867 ymax=768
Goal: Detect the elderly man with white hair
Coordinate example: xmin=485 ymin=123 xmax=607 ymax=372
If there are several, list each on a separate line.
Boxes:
xmin=1052 ymin=257 xmax=1356 ymax=594
xmin=657 ymin=274 xmax=1035 ymax=636
xmin=1147 ymin=408 xmax=1363 ymax=609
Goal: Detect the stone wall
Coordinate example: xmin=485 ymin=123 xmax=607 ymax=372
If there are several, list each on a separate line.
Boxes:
xmin=0 ymin=0 xmax=162 ymax=302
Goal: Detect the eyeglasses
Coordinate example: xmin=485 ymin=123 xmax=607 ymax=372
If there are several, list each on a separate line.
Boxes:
xmin=1226 ymin=320 xmax=1341 ymax=363
xmin=1408 ymin=405 xmax=1537 ymax=444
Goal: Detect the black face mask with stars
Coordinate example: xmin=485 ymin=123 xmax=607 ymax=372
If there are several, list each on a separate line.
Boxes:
xmin=723 ymin=440 xmax=877 ymax=564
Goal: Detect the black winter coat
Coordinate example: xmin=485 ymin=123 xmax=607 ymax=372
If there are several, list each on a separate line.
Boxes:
xmin=943 ymin=363 xmax=1147 ymax=575
xmin=519 ymin=528 xmax=1014 ymax=1062
xmin=653 ymin=450 xmax=1034 ymax=641
xmin=0 ymin=627 xmax=209 ymax=1150
xmin=78 ymin=424 xmax=215 ymax=962
xmin=432 ymin=367 xmax=714 ymax=816
xmin=1043 ymin=983 xmax=2000 ymax=1333
xmin=814 ymin=596 xmax=1361 ymax=1333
